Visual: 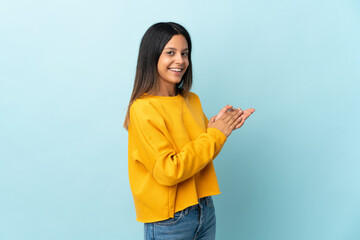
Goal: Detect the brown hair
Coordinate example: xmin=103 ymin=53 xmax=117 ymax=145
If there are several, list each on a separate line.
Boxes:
xmin=123 ymin=22 xmax=193 ymax=130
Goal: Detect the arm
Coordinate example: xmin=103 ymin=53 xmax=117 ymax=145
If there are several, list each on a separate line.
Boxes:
xmin=129 ymin=103 xmax=227 ymax=187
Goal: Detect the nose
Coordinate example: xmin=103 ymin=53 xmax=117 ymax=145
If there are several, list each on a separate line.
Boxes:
xmin=175 ymin=52 xmax=185 ymax=65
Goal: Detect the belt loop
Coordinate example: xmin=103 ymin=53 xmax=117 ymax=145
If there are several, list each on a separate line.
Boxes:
xmin=184 ymin=207 xmax=189 ymax=215
xmin=204 ymin=196 xmax=208 ymax=206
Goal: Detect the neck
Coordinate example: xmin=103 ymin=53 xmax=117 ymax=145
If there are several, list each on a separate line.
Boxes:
xmin=153 ymin=83 xmax=177 ymax=96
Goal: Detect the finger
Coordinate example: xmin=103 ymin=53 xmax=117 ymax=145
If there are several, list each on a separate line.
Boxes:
xmin=248 ymin=108 xmax=255 ymax=113
xmin=221 ymin=108 xmax=238 ymax=122
xmin=237 ymin=108 xmax=244 ymax=117
xmin=242 ymin=109 xmax=255 ymax=120
xmin=235 ymin=117 xmax=245 ymax=129
xmin=244 ymin=108 xmax=255 ymax=115
xmin=235 ymin=108 xmax=255 ymax=128
xmin=209 ymin=116 xmax=216 ymax=123
xmin=233 ymin=110 xmax=244 ymax=126
xmin=230 ymin=112 xmax=244 ymax=129
xmin=218 ymin=108 xmax=234 ymax=121
xmin=225 ymin=108 xmax=243 ymax=123
xmin=215 ymin=105 xmax=233 ymax=121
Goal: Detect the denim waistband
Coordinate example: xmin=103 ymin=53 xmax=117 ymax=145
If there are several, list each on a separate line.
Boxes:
xmin=182 ymin=196 xmax=213 ymax=214
xmin=199 ymin=196 xmax=212 ymax=206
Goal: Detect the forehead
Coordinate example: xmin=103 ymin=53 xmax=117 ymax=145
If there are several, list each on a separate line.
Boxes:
xmin=164 ymin=35 xmax=188 ymax=49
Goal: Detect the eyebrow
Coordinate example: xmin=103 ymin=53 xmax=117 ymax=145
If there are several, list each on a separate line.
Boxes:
xmin=164 ymin=47 xmax=189 ymax=51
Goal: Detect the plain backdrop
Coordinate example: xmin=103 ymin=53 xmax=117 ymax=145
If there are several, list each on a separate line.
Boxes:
xmin=1 ymin=0 xmax=359 ymax=239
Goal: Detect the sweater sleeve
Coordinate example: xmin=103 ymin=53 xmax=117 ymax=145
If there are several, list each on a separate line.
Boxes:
xmin=129 ymin=101 xmax=227 ymax=187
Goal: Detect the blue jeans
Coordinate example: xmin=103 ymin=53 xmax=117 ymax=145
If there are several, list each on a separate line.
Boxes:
xmin=144 ymin=196 xmax=216 ymax=240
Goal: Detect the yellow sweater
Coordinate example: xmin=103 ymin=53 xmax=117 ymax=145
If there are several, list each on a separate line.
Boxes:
xmin=127 ymin=92 xmax=227 ymax=223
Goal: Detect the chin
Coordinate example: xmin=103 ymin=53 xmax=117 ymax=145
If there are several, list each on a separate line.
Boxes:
xmin=168 ymin=77 xmax=182 ymax=84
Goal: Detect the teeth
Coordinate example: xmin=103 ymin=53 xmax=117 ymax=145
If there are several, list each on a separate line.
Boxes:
xmin=169 ymin=68 xmax=182 ymax=72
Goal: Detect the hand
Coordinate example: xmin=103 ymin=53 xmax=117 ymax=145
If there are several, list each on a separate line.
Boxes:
xmin=208 ymin=108 xmax=243 ymax=137
xmin=214 ymin=105 xmax=234 ymax=121
xmin=235 ymin=108 xmax=255 ymax=129
xmin=214 ymin=105 xmax=255 ymax=129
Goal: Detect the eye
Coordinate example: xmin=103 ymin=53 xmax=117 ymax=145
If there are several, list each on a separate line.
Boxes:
xmin=166 ymin=51 xmax=175 ymax=55
xmin=182 ymin=52 xmax=189 ymax=56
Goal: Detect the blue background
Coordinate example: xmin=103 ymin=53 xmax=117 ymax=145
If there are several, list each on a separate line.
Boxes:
xmin=1 ymin=0 xmax=359 ymax=239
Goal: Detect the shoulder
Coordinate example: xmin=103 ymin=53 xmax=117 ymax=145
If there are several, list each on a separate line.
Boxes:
xmin=130 ymin=97 xmax=156 ymax=118
xmin=129 ymin=98 xmax=170 ymax=132
xmin=185 ymin=92 xmax=206 ymax=109
xmin=188 ymin=91 xmax=199 ymax=98
xmin=129 ymin=97 xmax=168 ymax=126
xmin=130 ymin=97 xmax=150 ymax=111
xmin=186 ymin=91 xmax=201 ymax=102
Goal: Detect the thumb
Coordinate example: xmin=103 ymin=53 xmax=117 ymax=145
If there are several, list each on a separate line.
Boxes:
xmin=215 ymin=105 xmax=233 ymax=121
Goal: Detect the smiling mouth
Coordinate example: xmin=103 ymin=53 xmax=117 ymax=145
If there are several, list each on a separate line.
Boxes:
xmin=168 ymin=68 xmax=183 ymax=72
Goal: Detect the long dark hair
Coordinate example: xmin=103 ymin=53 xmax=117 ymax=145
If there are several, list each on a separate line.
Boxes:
xmin=123 ymin=22 xmax=193 ymax=130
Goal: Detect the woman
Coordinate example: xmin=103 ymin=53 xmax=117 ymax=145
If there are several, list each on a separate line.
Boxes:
xmin=124 ymin=22 xmax=255 ymax=239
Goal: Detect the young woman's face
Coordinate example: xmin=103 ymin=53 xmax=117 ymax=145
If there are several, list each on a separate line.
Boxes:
xmin=157 ymin=34 xmax=189 ymax=91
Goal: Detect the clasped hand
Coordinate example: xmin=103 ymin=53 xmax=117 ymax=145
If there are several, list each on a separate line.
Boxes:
xmin=207 ymin=105 xmax=255 ymax=137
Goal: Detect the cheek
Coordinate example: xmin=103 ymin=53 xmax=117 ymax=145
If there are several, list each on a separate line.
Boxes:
xmin=158 ymin=58 xmax=170 ymax=71
xmin=184 ymin=59 xmax=190 ymax=70
xmin=157 ymin=60 xmax=165 ymax=73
